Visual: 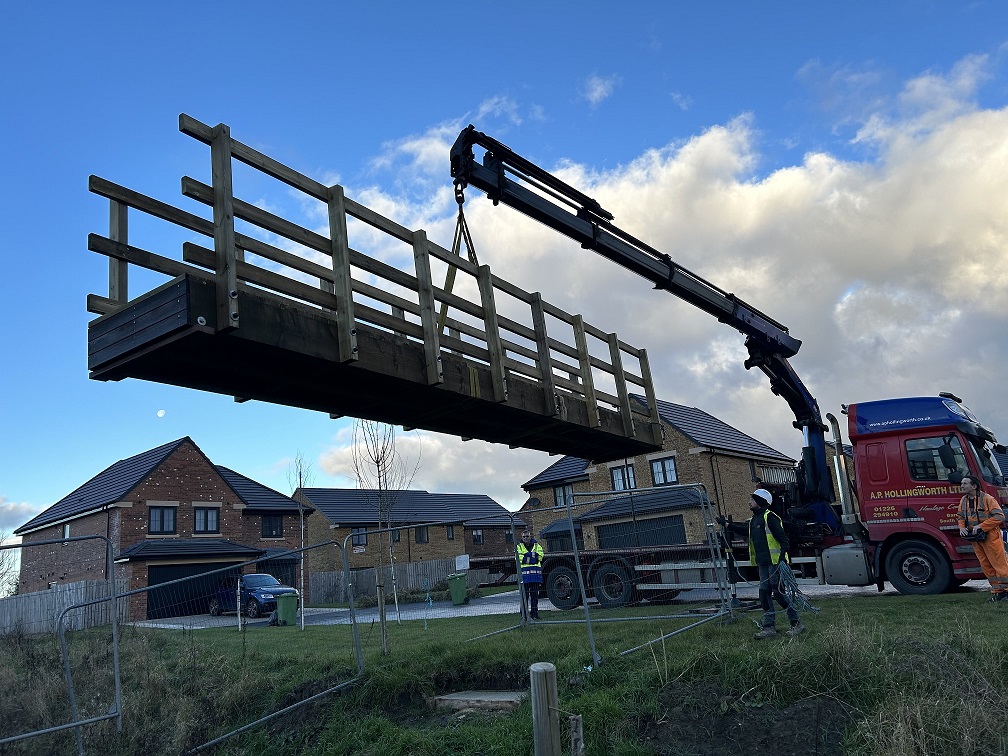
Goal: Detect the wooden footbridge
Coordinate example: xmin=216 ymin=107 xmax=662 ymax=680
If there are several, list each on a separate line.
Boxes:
xmin=86 ymin=115 xmax=663 ymax=461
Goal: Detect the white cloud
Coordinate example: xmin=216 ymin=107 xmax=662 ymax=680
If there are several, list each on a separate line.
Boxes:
xmin=580 ymin=74 xmax=621 ymax=108
xmin=670 ymin=91 xmax=692 ymax=111
xmin=318 ymin=429 xmax=547 ymax=510
xmin=0 ymin=496 xmax=42 ymax=532
xmin=475 ymin=96 xmax=523 ymax=126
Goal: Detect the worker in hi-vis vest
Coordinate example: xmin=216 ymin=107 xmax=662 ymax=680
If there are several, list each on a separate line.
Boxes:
xmin=719 ymin=488 xmax=805 ymax=639
xmin=516 ymin=529 xmax=544 ymax=620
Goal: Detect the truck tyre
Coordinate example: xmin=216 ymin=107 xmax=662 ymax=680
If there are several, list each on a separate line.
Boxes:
xmin=546 ymin=565 xmax=582 ymax=610
xmin=592 ymin=562 xmax=634 ymax=609
xmin=886 ymin=540 xmax=951 ymax=595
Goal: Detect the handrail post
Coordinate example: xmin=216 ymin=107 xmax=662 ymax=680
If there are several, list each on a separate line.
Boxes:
xmin=530 ymin=293 xmax=558 ymax=416
xmin=210 ymin=123 xmax=239 ymax=331
xmin=608 ymin=333 xmax=635 ymax=437
xmin=638 ymin=348 xmax=662 ymax=442
xmin=412 ymin=230 xmax=444 ymax=384
xmin=572 ymin=316 xmax=600 ymax=427
xmin=108 ymin=200 xmax=128 ymax=304
xmin=327 ymin=184 xmax=359 ymax=362
xmin=476 ymin=266 xmax=507 ymax=402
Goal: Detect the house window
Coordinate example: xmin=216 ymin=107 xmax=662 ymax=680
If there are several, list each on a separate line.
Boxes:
xmin=415 ymin=526 xmax=429 ymax=544
xmin=504 ymin=530 xmax=515 ymax=544
xmin=351 ymin=527 xmax=368 ymax=546
xmin=446 ymin=525 xmax=455 ymax=541
xmin=553 ymin=484 xmax=574 ymax=508
xmin=472 ymin=529 xmax=484 ymax=545
xmin=261 ymin=515 xmax=282 ymax=538
xmin=194 ymin=507 xmax=220 ymax=534
xmin=651 ymin=457 xmax=678 ymax=486
xmin=610 ymin=464 xmax=636 ymax=491
xmin=63 ymin=523 xmax=70 ymax=539
xmin=392 ymin=529 xmax=401 ymax=543
xmin=149 ymin=507 xmax=176 ymax=535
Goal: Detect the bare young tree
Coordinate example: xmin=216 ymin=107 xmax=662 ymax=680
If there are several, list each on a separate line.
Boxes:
xmin=287 ymin=452 xmax=315 ymax=630
xmin=0 ymin=529 xmax=19 ymax=598
xmin=350 ymin=420 xmax=421 ymax=650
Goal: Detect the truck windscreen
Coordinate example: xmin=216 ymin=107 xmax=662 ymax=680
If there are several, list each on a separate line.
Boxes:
xmin=966 ymin=435 xmax=1003 ymax=483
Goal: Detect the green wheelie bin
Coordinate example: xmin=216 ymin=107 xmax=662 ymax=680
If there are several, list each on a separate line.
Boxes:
xmin=447 ymin=573 xmax=468 ymax=606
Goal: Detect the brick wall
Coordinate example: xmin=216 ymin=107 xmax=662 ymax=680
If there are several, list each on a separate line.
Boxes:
xmin=18 ymin=511 xmax=111 ymax=594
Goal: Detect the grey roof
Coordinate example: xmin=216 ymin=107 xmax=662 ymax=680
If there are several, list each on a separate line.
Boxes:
xmin=118 ymin=538 xmax=264 ymax=561
xmin=522 ymin=456 xmax=590 ymax=490
xmin=297 ymin=488 xmax=515 ymax=527
xmin=15 ymin=438 xmax=188 ymax=534
xmin=261 ymin=547 xmax=301 ymax=563
xmin=575 ymin=487 xmax=703 ymax=522
xmin=632 ymin=395 xmax=794 ymax=463
xmin=539 ymin=487 xmax=703 ymax=535
xmin=522 ymin=397 xmax=794 ymax=493
xmin=541 ymin=518 xmax=580 ymax=536
xmin=214 ymin=466 xmax=307 ymax=513
xmin=437 ymin=493 xmax=519 ymax=527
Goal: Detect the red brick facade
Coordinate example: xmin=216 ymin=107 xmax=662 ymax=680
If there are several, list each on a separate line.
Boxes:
xmin=17 ymin=440 xmax=305 ymax=618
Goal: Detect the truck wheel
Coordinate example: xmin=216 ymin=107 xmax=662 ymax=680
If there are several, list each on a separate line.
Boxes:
xmin=886 ymin=540 xmax=951 ymax=595
xmin=546 ymin=566 xmax=582 ymax=610
xmin=592 ymin=563 xmax=634 ymax=609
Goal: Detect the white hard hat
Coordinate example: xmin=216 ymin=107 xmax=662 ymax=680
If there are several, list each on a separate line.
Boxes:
xmin=751 ymin=489 xmax=773 ymax=505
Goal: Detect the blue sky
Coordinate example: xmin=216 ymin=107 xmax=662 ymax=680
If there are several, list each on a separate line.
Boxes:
xmin=3 ymin=2 xmax=1008 ymax=533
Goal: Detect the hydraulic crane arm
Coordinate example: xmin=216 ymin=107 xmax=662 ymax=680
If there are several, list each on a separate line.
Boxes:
xmin=450 ymin=125 xmax=834 ymax=503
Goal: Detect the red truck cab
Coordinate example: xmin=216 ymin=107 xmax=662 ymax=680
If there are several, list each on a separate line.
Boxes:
xmin=839 ymin=395 xmax=1008 ymax=593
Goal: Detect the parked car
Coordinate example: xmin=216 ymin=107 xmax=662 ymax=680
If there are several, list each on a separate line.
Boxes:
xmin=208 ymin=573 xmax=299 ymax=619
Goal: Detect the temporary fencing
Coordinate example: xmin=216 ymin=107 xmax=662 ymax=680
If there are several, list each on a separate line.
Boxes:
xmin=0 ymin=536 xmax=123 ymax=756
xmin=0 ymin=495 xmax=755 ymax=754
xmin=514 ymin=483 xmax=737 ymax=661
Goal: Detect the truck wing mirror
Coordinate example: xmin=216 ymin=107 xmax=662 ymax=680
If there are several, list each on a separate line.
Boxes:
xmin=947 ymin=470 xmax=963 ymax=485
xmin=938 ymin=444 xmax=957 ymax=469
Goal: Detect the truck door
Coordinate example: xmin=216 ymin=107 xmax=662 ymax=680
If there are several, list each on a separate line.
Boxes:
xmin=901 ymin=435 xmax=970 ymax=532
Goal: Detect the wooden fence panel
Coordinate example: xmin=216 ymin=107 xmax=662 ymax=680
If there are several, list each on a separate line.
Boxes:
xmin=0 ymin=579 xmax=127 ymax=636
xmin=309 ymin=559 xmax=490 ymax=604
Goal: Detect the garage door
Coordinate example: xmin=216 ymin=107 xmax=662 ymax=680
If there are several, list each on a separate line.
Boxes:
xmin=146 ymin=563 xmax=241 ymax=619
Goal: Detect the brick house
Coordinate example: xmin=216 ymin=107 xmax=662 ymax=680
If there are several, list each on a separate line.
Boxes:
xmin=518 ymin=396 xmax=796 ymax=547
xmin=14 ymin=437 xmax=311 ymax=619
xmin=296 ymin=488 xmax=519 ymax=575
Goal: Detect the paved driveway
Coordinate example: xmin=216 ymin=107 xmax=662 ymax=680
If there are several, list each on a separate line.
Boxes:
xmin=132 ymin=579 xmax=993 ymax=631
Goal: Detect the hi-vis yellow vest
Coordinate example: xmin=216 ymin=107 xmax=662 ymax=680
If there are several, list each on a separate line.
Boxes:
xmin=749 ymin=510 xmax=785 ymax=565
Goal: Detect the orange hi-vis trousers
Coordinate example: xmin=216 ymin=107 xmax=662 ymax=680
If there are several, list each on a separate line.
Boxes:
xmin=973 ymin=536 xmax=1008 ymax=594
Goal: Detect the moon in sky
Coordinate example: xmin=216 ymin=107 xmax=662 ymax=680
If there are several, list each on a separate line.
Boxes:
xmin=157 ymin=409 xmax=165 ymax=418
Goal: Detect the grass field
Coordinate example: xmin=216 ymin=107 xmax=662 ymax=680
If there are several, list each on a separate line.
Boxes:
xmin=2 ymin=589 xmax=1007 ymax=755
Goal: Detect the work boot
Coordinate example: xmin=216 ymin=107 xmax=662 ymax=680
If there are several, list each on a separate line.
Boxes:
xmin=753 ymin=626 xmax=778 ymax=640
xmin=786 ymin=621 xmax=806 ymax=637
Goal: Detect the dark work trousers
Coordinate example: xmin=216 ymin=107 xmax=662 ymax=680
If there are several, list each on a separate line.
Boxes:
xmin=758 ymin=563 xmax=798 ymax=628
xmin=523 ymin=581 xmax=541 ymax=619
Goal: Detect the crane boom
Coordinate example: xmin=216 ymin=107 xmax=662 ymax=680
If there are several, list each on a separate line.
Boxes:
xmin=450 ymin=125 xmax=834 ymax=503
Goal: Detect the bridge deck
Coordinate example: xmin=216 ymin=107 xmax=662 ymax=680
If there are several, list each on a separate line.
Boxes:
xmin=86 ymin=115 xmax=663 ymax=462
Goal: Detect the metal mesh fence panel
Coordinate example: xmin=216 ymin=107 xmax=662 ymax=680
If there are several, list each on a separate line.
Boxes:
xmin=0 ymin=536 xmax=122 ymax=755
